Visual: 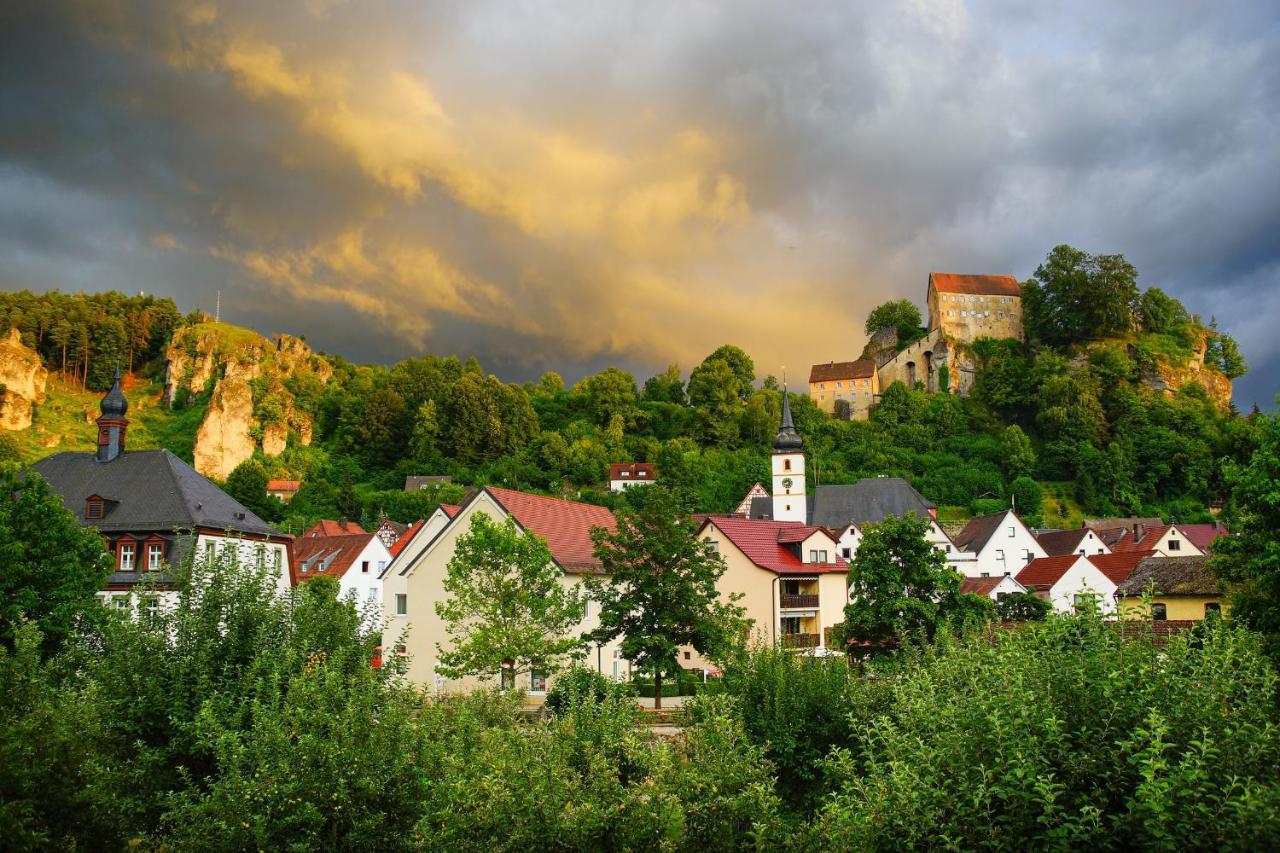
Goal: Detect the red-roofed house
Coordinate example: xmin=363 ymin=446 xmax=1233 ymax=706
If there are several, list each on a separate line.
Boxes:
xmin=303 ymin=519 xmax=366 ymax=538
xmin=266 ymin=479 xmax=301 ymax=503
xmin=961 ymin=574 xmax=1028 ymax=601
xmin=697 ymin=517 xmax=847 ymax=653
xmin=608 ymin=463 xmax=656 ymax=491
xmin=292 ymin=531 xmax=391 ymax=627
xmin=1109 ymin=524 xmax=1202 ymax=557
xmin=807 ymin=359 xmax=880 ymax=419
xmin=1017 ymin=554 xmax=1117 ymax=614
xmin=392 ymin=487 xmax=627 ymax=694
xmin=1035 ymin=527 xmax=1112 ymax=558
xmin=1087 ymin=551 xmax=1158 ymax=586
xmin=1178 ymin=522 xmax=1229 ymax=554
xmin=927 ymin=272 xmax=1024 ymax=343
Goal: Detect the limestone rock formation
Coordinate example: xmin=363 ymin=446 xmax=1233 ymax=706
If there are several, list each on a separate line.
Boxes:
xmin=1142 ymin=332 xmax=1233 ymax=409
xmin=0 ymin=328 xmax=49 ymax=431
xmin=166 ymin=322 xmax=331 ymax=480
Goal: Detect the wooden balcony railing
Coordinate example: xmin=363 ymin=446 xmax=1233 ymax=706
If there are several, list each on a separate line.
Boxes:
xmin=780 ymin=593 xmax=820 ymax=609
xmin=781 ymin=633 xmax=819 ymax=649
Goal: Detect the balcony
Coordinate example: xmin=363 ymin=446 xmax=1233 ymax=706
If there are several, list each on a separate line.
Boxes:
xmin=780 ymin=593 xmax=820 ymax=609
xmin=781 ymin=633 xmax=819 ymax=649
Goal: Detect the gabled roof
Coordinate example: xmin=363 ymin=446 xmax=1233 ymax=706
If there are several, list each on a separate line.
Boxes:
xmin=266 ymin=479 xmax=300 ymax=492
xmin=734 ymin=483 xmax=769 ymax=517
xmin=483 ymin=486 xmax=616 ymax=574
xmin=291 ymin=533 xmax=377 ymax=586
xmin=1087 ymin=551 xmax=1158 ymax=585
xmin=700 ymin=517 xmax=844 ymax=575
xmin=304 ymin=519 xmax=366 ymax=537
xmin=1178 ymin=523 xmax=1229 ymax=553
xmin=1035 ymin=528 xmax=1096 ymax=556
xmin=1016 ymin=555 xmax=1089 ymax=589
xmin=388 ymin=519 xmax=425 ymax=558
xmin=961 ymin=576 xmax=1025 ymax=597
xmin=929 ymin=272 xmax=1021 ymax=297
xmin=1083 ymin=516 xmax=1162 ymax=531
xmin=1091 ymin=526 xmax=1134 ymax=548
xmin=954 ymin=510 xmax=1014 ymax=553
xmin=1116 ymin=555 xmax=1220 ymax=596
xmin=1111 ymin=526 xmax=1170 ymax=553
xmin=608 ymin=463 xmax=655 ymax=481
xmin=30 ymin=449 xmax=283 ymax=538
xmin=441 ymin=503 xmax=461 ymax=518
xmin=807 ymin=477 xmax=935 ymax=528
xmin=809 ymin=360 xmax=876 ymax=383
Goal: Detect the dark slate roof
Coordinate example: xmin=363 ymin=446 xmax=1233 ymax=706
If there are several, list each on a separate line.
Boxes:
xmin=1116 ymin=555 xmax=1220 ymax=596
xmin=748 ymin=495 xmax=813 ymax=522
xmin=30 ymin=449 xmax=282 ymax=537
xmin=954 ymin=511 xmax=1011 ymax=553
xmin=772 ymin=392 xmax=803 ymax=451
xmin=100 ymin=370 xmax=128 ymax=417
xmin=807 ymin=478 xmax=935 ymax=528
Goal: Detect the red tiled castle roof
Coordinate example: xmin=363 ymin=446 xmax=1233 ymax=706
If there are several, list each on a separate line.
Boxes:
xmin=929 ymin=272 xmax=1021 ymax=297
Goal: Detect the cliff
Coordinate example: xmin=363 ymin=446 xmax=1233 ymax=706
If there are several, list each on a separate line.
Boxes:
xmin=0 ymin=328 xmax=49 ymax=430
xmin=165 ymin=322 xmax=331 ymax=480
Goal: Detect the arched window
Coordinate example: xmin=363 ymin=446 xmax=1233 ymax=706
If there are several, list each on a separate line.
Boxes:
xmin=784 ymin=459 xmax=791 ymax=471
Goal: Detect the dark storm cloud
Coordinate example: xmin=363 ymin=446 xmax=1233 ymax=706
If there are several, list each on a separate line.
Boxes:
xmin=0 ymin=0 xmax=1276 ymax=403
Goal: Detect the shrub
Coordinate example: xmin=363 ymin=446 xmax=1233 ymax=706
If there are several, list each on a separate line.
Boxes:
xmin=811 ymin=614 xmax=1280 ymax=848
xmin=545 ymin=665 xmax=630 ymax=715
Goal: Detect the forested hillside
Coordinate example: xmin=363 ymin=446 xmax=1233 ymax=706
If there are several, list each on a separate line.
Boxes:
xmin=0 ymin=246 xmax=1263 ymax=536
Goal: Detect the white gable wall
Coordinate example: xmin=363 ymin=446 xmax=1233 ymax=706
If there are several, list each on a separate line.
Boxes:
xmin=968 ymin=511 xmax=1047 ymax=578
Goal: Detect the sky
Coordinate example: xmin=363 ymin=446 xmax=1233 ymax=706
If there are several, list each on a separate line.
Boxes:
xmin=1 ymin=1 xmax=1277 ymax=408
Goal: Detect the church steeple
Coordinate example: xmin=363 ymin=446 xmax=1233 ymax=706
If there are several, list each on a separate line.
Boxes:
xmin=771 ymin=387 xmax=806 ymax=522
xmin=96 ymin=369 xmax=129 ymax=463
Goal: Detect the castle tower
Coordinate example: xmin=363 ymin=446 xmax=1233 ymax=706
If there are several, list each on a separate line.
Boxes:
xmin=771 ymin=388 xmax=806 ymax=522
xmin=96 ymin=369 xmax=129 ymax=463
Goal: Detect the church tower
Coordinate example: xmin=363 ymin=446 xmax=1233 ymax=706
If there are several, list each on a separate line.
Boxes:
xmin=771 ymin=388 xmax=806 ymax=522
xmin=96 ymin=369 xmax=129 ymax=463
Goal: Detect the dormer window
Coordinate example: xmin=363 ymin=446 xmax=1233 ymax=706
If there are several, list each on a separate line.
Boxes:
xmin=86 ymin=499 xmax=104 ymax=520
xmin=118 ymin=542 xmax=135 ymax=572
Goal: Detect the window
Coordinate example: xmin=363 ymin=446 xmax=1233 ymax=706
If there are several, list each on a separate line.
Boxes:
xmin=205 ymin=541 xmax=216 ymax=562
xmin=377 ymin=560 xmax=386 ymax=573
xmin=255 ymin=544 xmax=266 ymax=569
xmin=140 ymin=597 xmax=159 ymax=618
xmin=817 ymin=550 xmax=828 ymax=562
xmin=1152 ymin=603 xmax=1167 ymax=622
xmin=783 ymin=459 xmax=791 ymax=471
xmin=1168 ymin=539 xmax=1181 ymax=552
xmin=1078 ymin=549 xmax=1086 ymax=556
xmin=395 ymin=594 xmax=407 ymax=615
xmin=841 ymin=547 xmax=851 ymax=559
xmin=112 ymin=595 xmax=129 ymax=611
xmin=362 ymin=560 xmax=370 ymax=573
xmin=980 ymin=572 xmax=990 ymax=578
xmin=995 ymin=549 xmax=1005 ymax=561
xmin=1008 ymin=527 xmax=1016 ymax=538
xmin=500 ymin=667 xmax=515 ymax=691
xmin=119 ymin=542 xmax=135 ymax=572
xmin=1205 ymin=602 xmax=1222 ymax=618
xmin=583 ymin=598 xmax=591 ymax=619
xmin=367 ymin=588 xmax=377 ymax=601
xmin=529 ymin=670 xmax=548 ymax=693
xmin=781 ymin=616 xmax=802 ymax=635
xmin=274 ymin=550 xmax=282 ymax=575
xmin=1073 ymin=593 xmax=1099 ymax=613
xmin=86 ymin=500 xmax=103 ymax=520
xmin=684 ymin=651 xmax=691 ymax=661
xmin=148 ymin=543 xmax=163 ymax=571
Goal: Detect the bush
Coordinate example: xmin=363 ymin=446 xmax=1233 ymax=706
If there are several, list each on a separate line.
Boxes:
xmin=811 ymin=614 xmax=1280 ymax=848
xmin=544 ymin=665 xmax=631 ymax=715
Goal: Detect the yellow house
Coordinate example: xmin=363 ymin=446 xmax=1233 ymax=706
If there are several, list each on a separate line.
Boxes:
xmin=808 ymin=359 xmax=879 ymax=419
xmin=388 ymin=486 xmax=632 ymax=696
xmin=696 ymin=516 xmax=848 ymax=659
xmin=1115 ymin=555 xmax=1229 ymax=622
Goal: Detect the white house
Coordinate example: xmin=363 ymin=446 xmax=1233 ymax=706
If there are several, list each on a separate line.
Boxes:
xmin=1035 ymin=527 xmax=1112 ymax=558
xmin=608 ymin=463 xmax=656 ymax=491
xmin=379 ymin=503 xmax=461 ymax=655
xmin=953 ymin=510 xmax=1048 ymax=578
xmin=960 ymin=574 xmax=1028 ymax=601
xmin=293 ymin=528 xmax=392 ymax=627
xmin=1016 ymin=555 xmax=1118 ymax=614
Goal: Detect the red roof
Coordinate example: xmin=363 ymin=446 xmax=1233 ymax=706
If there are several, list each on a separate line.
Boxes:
xmin=291 ymin=533 xmax=376 ymax=586
xmin=303 ymin=519 xmax=366 ymax=538
xmin=388 ymin=519 xmax=425 ymax=558
xmin=961 ymin=576 xmax=1005 ymax=596
xmin=809 ymin=360 xmax=876 ymax=383
xmin=701 ymin=517 xmax=845 ymax=575
xmin=441 ymin=503 xmax=461 ymax=518
xmin=1179 ymin=523 xmax=1228 ymax=552
xmin=929 ymin=272 xmax=1021 ymax=297
xmin=485 ymin=486 xmax=616 ymax=574
xmin=608 ymin=463 xmax=655 ymax=481
xmin=266 ymin=479 xmax=300 ymax=492
xmin=1111 ymin=525 xmax=1170 ymax=553
xmin=1016 ymin=555 xmax=1088 ymax=589
xmin=1087 ymin=551 xmax=1157 ymax=584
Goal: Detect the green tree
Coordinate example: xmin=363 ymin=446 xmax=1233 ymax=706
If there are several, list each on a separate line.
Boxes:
xmin=687 ymin=357 xmax=744 ymax=445
xmin=840 ymin=512 xmax=960 ymax=649
xmin=864 ymin=298 xmax=924 ymax=346
xmin=642 ymin=363 xmax=686 ymax=404
xmin=1212 ymin=404 xmax=1280 ymax=659
xmin=574 ymin=367 xmax=638 ymax=427
xmin=409 ymin=399 xmax=441 ymax=468
xmin=587 ymin=487 xmax=746 ymax=708
xmin=695 ymin=345 xmax=755 ymax=394
xmin=435 ymin=513 xmax=586 ymax=682
xmin=1010 ymin=476 xmax=1044 ymax=526
xmin=534 ymin=371 xmax=565 ymax=397
xmin=1024 ymin=244 xmax=1139 ymax=345
xmin=224 ymin=458 xmax=280 ymax=523
xmin=355 ymin=386 xmax=409 ymax=467
xmin=1000 ymin=425 xmax=1037 ymax=480
xmin=1137 ymin=287 xmax=1189 ymax=335
xmin=0 ymin=467 xmax=111 ymax=655
xmin=1206 ymin=331 xmax=1247 ymax=379
xmin=0 ymin=432 xmax=20 ymax=464
xmin=996 ymin=591 xmax=1052 ymax=621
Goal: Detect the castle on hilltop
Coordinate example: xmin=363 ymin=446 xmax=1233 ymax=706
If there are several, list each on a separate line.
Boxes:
xmin=809 ymin=272 xmax=1023 ymax=419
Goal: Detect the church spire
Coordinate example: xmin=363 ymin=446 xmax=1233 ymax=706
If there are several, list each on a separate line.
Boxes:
xmin=772 ymin=386 xmax=803 ymax=451
xmin=96 ymin=368 xmax=129 ymax=462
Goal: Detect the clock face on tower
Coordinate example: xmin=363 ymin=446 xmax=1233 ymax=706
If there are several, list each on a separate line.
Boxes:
xmin=781 ymin=477 xmax=793 ymax=490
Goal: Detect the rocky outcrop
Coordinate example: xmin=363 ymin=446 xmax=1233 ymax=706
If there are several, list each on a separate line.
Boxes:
xmin=166 ymin=322 xmax=331 ymax=480
xmin=0 ymin=328 xmax=48 ymax=431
